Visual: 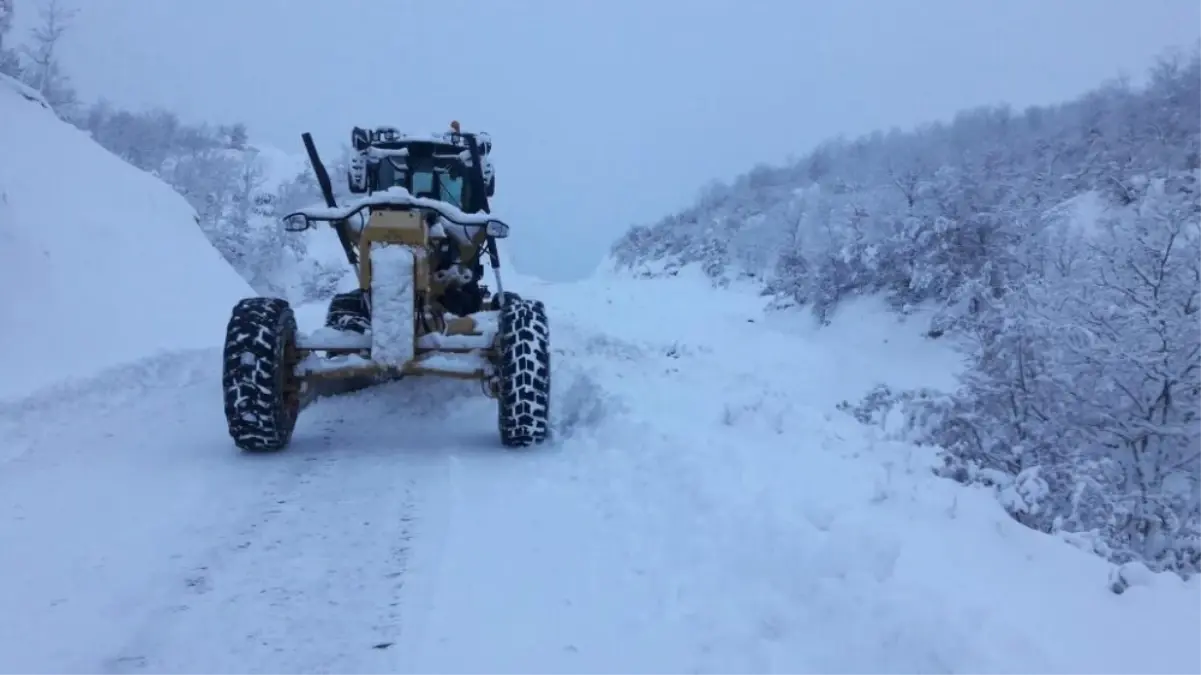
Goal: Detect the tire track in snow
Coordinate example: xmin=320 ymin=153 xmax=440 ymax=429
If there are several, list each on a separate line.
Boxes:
xmin=0 ymin=349 xmax=484 ymax=673
xmin=93 ymin=378 xmax=491 ymax=674
xmin=441 ymin=288 xmax=971 ymax=673
xmin=0 ymin=349 xmax=331 ymax=673
xmin=386 ymin=313 xmax=732 ymax=673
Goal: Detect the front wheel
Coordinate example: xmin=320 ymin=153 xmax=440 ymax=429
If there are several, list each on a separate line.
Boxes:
xmin=496 ymin=297 xmax=550 ymax=447
xmin=222 ymin=297 xmax=302 ymax=452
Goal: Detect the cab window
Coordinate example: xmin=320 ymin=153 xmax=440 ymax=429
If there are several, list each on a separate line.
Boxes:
xmin=437 ymin=171 xmax=464 ymax=207
xmin=377 ymin=158 xmax=406 ymax=189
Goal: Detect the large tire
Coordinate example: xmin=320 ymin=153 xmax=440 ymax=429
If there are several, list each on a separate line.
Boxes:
xmin=223 ymin=297 xmax=302 ymax=452
xmin=325 ymin=289 xmax=370 ymax=334
xmin=496 ymin=297 xmax=551 ymax=447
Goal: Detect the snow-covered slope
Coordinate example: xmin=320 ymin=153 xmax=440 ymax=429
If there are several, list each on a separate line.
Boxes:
xmin=0 ymin=260 xmax=1195 ymax=673
xmin=0 ymin=75 xmax=253 ymax=401
xmin=250 ymin=141 xmax=309 ymax=189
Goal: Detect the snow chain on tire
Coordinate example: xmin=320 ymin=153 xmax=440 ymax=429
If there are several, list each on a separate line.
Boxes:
xmin=222 ymin=297 xmax=302 ymax=452
xmin=325 ymin=289 xmax=371 ymax=334
xmin=497 ymin=297 xmax=551 ymax=447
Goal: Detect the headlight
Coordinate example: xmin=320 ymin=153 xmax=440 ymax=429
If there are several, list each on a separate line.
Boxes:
xmin=485 ymin=220 xmax=509 ymax=238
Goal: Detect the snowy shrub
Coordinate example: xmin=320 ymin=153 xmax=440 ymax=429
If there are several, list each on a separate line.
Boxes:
xmin=69 ymin=95 xmax=364 ymax=300
xmin=844 ymin=170 xmax=1201 ymax=576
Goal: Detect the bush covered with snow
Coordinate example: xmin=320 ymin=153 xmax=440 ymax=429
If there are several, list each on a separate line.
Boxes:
xmin=613 ymin=51 xmax=1201 ymax=577
xmin=71 ymin=106 xmax=356 ymax=304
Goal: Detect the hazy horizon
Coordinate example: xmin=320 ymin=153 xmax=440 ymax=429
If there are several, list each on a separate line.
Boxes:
xmin=14 ymin=0 xmax=1200 ymax=279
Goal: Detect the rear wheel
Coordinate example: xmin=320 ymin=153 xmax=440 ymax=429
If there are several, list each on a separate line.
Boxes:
xmin=322 ymin=289 xmax=378 ymax=396
xmin=496 ymin=297 xmax=550 ymax=447
xmin=222 ymin=297 xmax=302 ymax=452
xmin=325 ymin=289 xmax=370 ymax=333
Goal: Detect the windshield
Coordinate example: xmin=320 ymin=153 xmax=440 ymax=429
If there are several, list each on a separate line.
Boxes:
xmin=411 ymin=169 xmax=434 ymax=197
xmin=378 ymin=159 xmax=464 ymax=208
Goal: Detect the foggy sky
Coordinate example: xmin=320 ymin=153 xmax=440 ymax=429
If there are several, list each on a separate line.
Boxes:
xmin=25 ymin=0 xmax=1201 ymax=279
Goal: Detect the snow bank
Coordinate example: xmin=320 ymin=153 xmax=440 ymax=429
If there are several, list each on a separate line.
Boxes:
xmin=523 ymin=267 xmax=1200 ymax=674
xmin=0 ymin=75 xmax=254 ymax=401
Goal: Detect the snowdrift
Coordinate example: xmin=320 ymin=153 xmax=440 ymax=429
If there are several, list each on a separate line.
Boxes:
xmin=0 ymin=75 xmax=254 ymax=401
xmin=538 ymin=266 xmax=1200 ymax=673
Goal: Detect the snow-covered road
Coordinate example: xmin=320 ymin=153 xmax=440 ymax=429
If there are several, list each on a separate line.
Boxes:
xmin=1 ymin=272 xmax=1197 ymax=674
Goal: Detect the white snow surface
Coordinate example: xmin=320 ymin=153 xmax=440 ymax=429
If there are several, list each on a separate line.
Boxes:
xmin=416 ymin=311 xmax=498 ymax=350
xmin=370 ymin=243 xmax=416 ymax=367
xmin=414 ymin=351 xmax=491 ymax=375
xmin=0 ymin=72 xmax=50 ymax=108
xmin=0 ymin=75 xmax=253 ymax=401
xmin=250 ymin=142 xmax=309 ymax=188
xmin=296 ymin=351 xmax=373 ymax=375
xmin=0 ymin=252 xmax=1197 ymax=672
xmin=297 ymin=326 xmax=372 ymax=350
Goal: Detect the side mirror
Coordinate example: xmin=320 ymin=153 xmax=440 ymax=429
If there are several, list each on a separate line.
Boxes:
xmin=282 ymin=212 xmax=311 ymax=232
xmin=485 ymin=219 xmax=510 ymax=238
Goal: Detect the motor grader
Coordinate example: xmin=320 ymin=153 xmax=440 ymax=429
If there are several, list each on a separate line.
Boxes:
xmin=220 ymin=122 xmax=550 ymax=452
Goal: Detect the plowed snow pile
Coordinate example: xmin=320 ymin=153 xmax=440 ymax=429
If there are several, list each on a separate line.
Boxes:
xmin=0 ymin=75 xmax=252 ymax=400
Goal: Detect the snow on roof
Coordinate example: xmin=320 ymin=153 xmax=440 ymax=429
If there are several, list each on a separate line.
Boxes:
xmin=362 ymin=140 xmax=487 ymax=169
xmin=365 ymin=146 xmax=410 ymax=160
xmin=292 ymin=186 xmax=504 ymax=227
xmin=369 ymin=129 xmax=488 ymax=147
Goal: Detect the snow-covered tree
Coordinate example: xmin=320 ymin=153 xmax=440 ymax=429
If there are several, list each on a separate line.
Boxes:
xmin=1057 ymin=174 xmax=1200 ymax=571
xmin=0 ymin=0 xmax=11 ymax=43
xmin=611 ymin=48 xmax=1201 ymax=576
xmin=20 ymin=0 xmax=78 ymax=119
xmin=0 ymin=0 xmax=20 ymax=78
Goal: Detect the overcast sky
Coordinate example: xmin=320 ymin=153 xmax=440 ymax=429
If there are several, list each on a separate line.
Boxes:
xmin=23 ymin=0 xmax=1201 ymax=280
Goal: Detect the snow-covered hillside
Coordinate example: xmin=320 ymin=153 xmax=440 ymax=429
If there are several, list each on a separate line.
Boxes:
xmin=0 ymin=258 xmax=1196 ymax=673
xmin=0 ymin=75 xmax=253 ymax=401
xmin=251 ymin=141 xmax=309 ymax=189
xmin=608 ymin=53 xmax=1201 ymax=579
